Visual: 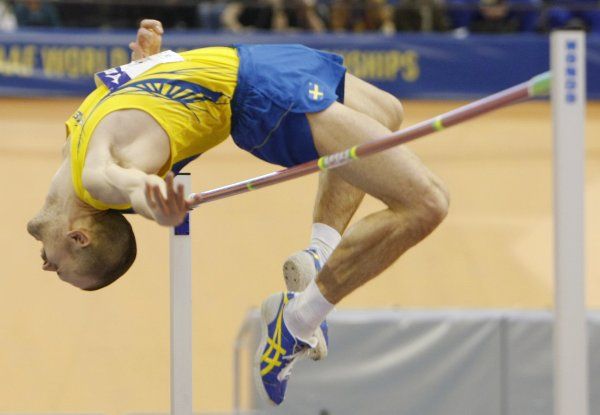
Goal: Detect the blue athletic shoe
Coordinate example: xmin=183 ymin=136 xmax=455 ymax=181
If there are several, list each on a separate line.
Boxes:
xmin=255 ymin=292 xmax=328 ymax=406
xmin=283 ymin=248 xmax=328 ymax=360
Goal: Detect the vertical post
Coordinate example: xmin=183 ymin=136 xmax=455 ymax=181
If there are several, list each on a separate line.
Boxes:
xmin=551 ymin=31 xmax=587 ymax=415
xmin=171 ymin=173 xmax=193 ymax=415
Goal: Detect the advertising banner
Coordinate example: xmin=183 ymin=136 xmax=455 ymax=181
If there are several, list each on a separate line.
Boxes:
xmin=0 ymin=30 xmax=598 ymax=99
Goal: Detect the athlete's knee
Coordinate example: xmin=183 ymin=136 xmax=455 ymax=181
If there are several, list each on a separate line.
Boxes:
xmin=365 ymin=93 xmax=404 ymax=132
xmin=387 ymin=97 xmax=404 ymax=131
xmin=377 ymin=94 xmax=404 ymax=132
xmin=416 ymin=180 xmax=449 ymax=232
xmin=431 ymin=175 xmax=450 ymax=213
xmin=389 ymin=179 xmax=449 ymax=237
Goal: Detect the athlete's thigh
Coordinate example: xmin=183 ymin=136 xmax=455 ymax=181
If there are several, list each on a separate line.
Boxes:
xmin=343 ymin=73 xmax=403 ymax=131
xmin=307 ymin=101 xmax=436 ymax=208
xmin=320 ymin=73 xmax=405 ymax=195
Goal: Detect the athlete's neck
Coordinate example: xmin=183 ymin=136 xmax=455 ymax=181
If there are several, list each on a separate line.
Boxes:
xmin=35 ymin=158 xmax=98 ymax=230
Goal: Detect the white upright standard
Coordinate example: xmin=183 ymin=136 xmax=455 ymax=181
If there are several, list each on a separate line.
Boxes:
xmin=170 ymin=173 xmax=193 ymax=415
xmin=551 ymin=31 xmax=587 ymax=415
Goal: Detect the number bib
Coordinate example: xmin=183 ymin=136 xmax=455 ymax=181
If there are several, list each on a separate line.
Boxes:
xmin=94 ymin=50 xmax=184 ymax=91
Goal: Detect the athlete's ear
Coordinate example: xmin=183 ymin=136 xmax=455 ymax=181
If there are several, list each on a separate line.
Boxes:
xmin=67 ymin=230 xmax=91 ymax=247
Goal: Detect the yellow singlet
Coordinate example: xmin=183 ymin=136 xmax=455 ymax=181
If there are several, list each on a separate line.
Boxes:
xmin=66 ymin=47 xmax=239 ymax=210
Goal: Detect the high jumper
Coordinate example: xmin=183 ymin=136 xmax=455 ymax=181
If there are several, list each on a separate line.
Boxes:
xmin=26 ymin=19 xmax=449 ymax=405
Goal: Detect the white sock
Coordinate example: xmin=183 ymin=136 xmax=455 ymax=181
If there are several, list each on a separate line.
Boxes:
xmin=284 ymin=279 xmax=334 ymax=345
xmin=308 ymin=223 xmax=341 ymax=265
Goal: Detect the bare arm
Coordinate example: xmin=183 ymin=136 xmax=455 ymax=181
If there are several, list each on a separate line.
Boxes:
xmin=103 ymin=164 xmax=164 ymax=220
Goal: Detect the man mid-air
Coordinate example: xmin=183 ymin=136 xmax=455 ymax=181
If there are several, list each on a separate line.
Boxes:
xmin=27 ymin=20 xmax=448 ymax=405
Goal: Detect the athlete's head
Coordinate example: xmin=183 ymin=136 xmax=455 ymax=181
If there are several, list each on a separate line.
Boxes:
xmin=27 ymin=210 xmax=137 ymax=290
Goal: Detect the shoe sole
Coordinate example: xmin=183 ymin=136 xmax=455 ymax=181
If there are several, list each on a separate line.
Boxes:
xmin=283 ymin=252 xmax=328 ymax=361
xmin=283 ymin=252 xmax=316 ymax=292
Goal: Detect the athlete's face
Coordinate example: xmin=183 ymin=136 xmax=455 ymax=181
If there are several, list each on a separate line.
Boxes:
xmin=26 ymin=218 xmax=94 ymax=289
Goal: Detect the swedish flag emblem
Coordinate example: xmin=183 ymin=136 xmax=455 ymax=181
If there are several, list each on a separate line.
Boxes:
xmin=308 ymin=82 xmax=324 ymax=101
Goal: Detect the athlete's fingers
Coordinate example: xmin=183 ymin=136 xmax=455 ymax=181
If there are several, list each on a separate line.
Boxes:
xmin=165 ymin=173 xmax=176 ymax=203
xmin=165 ymin=172 xmax=175 ymax=187
xmin=175 ymin=184 xmax=186 ymax=212
xmin=166 ymin=174 xmax=184 ymax=213
xmin=184 ymin=195 xmax=196 ymax=210
xmin=130 ymin=42 xmax=143 ymax=60
xmin=185 ymin=193 xmax=201 ymax=209
xmin=140 ymin=19 xmax=164 ymax=35
xmin=153 ymin=21 xmax=164 ymax=35
xmin=137 ymin=28 xmax=154 ymax=49
xmin=140 ymin=19 xmax=156 ymax=29
xmin=152 ymin=184 xmax=169 ymax=214
xmin=160 ymin=185 xmax=172 ymax=212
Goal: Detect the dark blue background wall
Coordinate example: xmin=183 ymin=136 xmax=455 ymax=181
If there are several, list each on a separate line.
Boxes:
xmin=0 ymin=30 xmax=598 ymax=99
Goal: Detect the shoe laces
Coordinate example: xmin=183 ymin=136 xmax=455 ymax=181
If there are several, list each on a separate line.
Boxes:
xmin=277 ymin=347 xmax=311 ymax=382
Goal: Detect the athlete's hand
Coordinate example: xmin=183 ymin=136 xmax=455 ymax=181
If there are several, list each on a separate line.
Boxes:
xmin=129 ymin=19 xmax=164 ymax=61
xmin=145 ymin=173 xmax=193 ymax=227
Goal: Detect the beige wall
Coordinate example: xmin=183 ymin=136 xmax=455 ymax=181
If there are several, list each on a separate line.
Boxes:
xmin=1 ymin=98 xmax=598 ymax=414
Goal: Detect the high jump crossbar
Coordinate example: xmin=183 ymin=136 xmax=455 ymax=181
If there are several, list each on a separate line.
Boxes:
xmin=189 ymin=71 xmax=550 ymax=207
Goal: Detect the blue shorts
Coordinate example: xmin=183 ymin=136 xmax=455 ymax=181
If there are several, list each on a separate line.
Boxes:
xmin=231 ymin=44 xmax=346 ymax=167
